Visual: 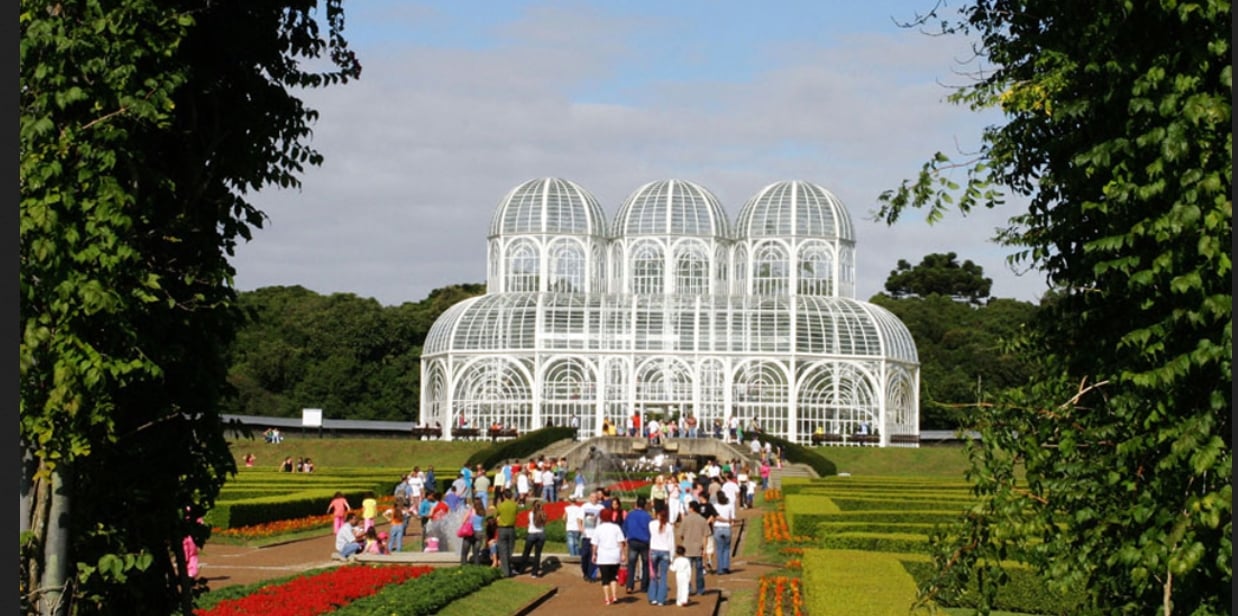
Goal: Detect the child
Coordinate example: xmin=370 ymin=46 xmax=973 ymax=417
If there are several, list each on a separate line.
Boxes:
xmin=486 ymin=515 xmax=500 ymax=567
xmin=327 ymin=491 xmax=352 ymax=534
xmin=361 ymin=491 xmax=378 ymax=531
xmin=670 ymin=545 xmax=692 ymax=606
xmin=363 ymin=527 xmax=386 ymax=554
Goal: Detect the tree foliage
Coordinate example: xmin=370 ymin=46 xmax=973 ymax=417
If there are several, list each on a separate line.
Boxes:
xmin=870 ymin=292 xmax=1035 ymax=430
xmin=224 ymin=283 xmax=485 ymax=422
xmin=879 ymin=1 xmax=1231 ymax=614
xmin=883 ymin=251 xmax=993 ymax=304
xmin=19 ymin=1 xmax=359 ymax=614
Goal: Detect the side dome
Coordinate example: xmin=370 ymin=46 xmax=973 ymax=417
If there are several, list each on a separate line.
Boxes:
xmin=736 ymin=180 xmax=855 ymax=241
xmin=612 ymin=179 xmax=732 ymax=239
xmin=489 ymin=177 xmax=608 ymax=238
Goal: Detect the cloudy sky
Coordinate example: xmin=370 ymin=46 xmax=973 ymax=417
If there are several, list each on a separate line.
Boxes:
xmin=230 ymin=0 xmax=1051 ymax=306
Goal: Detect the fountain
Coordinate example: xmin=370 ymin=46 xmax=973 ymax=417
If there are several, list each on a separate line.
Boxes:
xmin=423 ymin=503 xmax=472 ymax=555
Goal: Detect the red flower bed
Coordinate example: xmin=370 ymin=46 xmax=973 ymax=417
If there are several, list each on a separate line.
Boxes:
xmin=515 ymin=500 xmax=568 ymax=528
xmin=606 ymin=479 xmax=652 ymax=492
xmin=197 ymin=565 xmax=433 ymax=616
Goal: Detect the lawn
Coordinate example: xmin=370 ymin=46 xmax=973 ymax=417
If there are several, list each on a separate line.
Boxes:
xmin=229 ymin=436 xmax=489 ymax=472
xmin=815 ymin=445 xmax=971 ymax=479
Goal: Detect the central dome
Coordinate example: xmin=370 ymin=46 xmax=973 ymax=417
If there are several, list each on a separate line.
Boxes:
xmin=612 ymin=179 xmax=732 ymax=239
xmin=489 ymin=177 xmax=608 ymax=238
xmin=736 ymin=180 xmax=855 ymax=241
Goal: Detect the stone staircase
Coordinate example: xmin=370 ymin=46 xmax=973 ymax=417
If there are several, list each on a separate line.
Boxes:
xmin=768 ymin=462 xmax=817 ymax=489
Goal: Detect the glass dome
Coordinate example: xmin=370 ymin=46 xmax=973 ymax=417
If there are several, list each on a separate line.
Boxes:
xmin=613 ymin=179 xmax=732 ymax=239
xmin=488 ymin=177 xmax=608 ymax=238
xmin=736 ymin=180 xmax=855 ymax=241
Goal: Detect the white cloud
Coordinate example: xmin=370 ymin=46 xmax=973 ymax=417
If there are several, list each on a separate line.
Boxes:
xmin=231 ymin=6 xmax=1049 ymax=306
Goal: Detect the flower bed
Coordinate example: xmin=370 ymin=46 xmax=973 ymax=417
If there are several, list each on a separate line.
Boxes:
xmin=196 ymin=565 xmax=432 ymax=616
xmin=756 ymin=575 xmax=803 ymax=616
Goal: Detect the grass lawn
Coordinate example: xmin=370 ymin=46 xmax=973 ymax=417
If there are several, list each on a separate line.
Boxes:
xmin=228 ymin=437 xmax=489 ymax=472
xmin=436 ymin=578 xmax=552 ymax=616
xmin=815 ymin=445 xmax=971 ymax=479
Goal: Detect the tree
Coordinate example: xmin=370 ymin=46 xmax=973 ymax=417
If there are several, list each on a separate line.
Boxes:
xmin=878 ymin=2 xmax=1230 ymax=614
xmin=19 ymin=2 xmax=359 ymax=614
xmin=883 ymin=251 xmax=993 ymax=304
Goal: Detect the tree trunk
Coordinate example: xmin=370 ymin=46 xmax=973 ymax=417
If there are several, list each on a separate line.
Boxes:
xmin=40 ymin=464 xmax=71 ymax=616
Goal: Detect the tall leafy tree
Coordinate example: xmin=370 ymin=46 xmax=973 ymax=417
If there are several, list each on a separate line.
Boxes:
xmin=878 ymin=1 xmax=1230 ymax=614
xmin=19 ymin=2 xmax=359 ymax=614
xmin=883 ymin=251 xmax=993 ymax=304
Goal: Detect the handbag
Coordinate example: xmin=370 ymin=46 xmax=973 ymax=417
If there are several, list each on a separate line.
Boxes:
xmin=456 ymin=514 xmax=475 ymax=538
xmin=617 ymin=567 xmax=628 ymax=586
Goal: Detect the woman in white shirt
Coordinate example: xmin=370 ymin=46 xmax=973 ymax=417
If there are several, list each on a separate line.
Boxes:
xmin=592 ymin=508 xmax=627 ymax=605
xmin=712 ymin=491 xmax=736 ymax=575
xmin=519 ymin=501 xmax=548 ymax=577
xmin=647 ymin=506 xmax=676 ymax=606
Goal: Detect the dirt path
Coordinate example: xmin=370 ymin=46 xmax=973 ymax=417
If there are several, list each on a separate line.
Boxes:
xmin=198 ymin=504 xmax=770 ymax=615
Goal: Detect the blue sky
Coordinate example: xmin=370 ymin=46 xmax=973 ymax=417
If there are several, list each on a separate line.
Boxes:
xmin=231 ymin=1 xmax=1048 ymax=306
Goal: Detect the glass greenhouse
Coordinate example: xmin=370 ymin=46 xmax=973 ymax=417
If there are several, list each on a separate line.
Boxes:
xmin=420 ymin=178 xmax=920 ymax=446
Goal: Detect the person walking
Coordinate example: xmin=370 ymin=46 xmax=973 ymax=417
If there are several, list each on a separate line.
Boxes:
xmin=712 ymin=491 xmax=736 ymax=574
xmin=459 ymin=500 xmax=486 ymax=565
xmin=383 ymin=504 xmax=407 ymax=553
xmin=592 ymin=508 xmax=627 ymax=606
xmin=579 ymin=489 xmax=605 ymax=581
xmin=327 ymin=491 xmax=352 ymax=534
xmin=519 ymin=500 xmax=548 ymax=577
xmin=647 ymin=506 xmax=675 ymax=606
xmin=670 ymin=545 xmax=693 ymax=606
xmin=567 ymin=494 xmax=584 ymax=559
xmin=621 ymin=495 xmax=652 ymax=594
xmin=676 ymin=500 xmax=711 ymax=596
xmin=473 ymin=465 xmax=491 ymax=510
xmin=494 ymin=489 xmax=518 ymax=576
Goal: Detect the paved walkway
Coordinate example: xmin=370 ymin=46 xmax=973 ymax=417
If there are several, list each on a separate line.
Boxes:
xmin=199 ymin=500 xmax=771 ymax=615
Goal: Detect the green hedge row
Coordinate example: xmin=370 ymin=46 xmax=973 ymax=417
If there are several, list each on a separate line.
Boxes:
xmin=817 ymin=531 xmax=933 ymax=554
xmin=464 ymin=427 xmax=576 ymax=471
xmin=759 ymin=433 xmax=837 ymax=476
xmin=802 ymin=549 xmax=926 ymax=615
xmin=333 ymin=565 xmax=503 ymax=615
xmin=204 ymin=489 xmax=370 ymax=529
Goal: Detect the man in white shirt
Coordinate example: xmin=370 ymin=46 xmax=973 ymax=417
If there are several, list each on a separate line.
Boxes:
xmin=332 ymin=514 xmax=363 ymax=560
xmin=564 ymin=497 xmax=585 ymax=557
xmin=579 ymin=490 xmax=606 ymax=581
xmin=721 ymin=472 xmax=741 ymax=508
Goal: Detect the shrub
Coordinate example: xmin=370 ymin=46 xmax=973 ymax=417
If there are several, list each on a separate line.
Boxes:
xmin=332 ymin=565 xmax=503 ymax=615
xmin=901 ymin=560 xmax=1083 ymax=615
xmin=464 ymin=427 xmax=576 ymax=470
xmin=802 ymin=549 xmax=927 ymax=615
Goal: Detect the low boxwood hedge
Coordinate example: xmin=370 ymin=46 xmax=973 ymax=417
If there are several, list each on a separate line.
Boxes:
xmin=803 ymin=548 xmax=926 ymax=615
xmin=332 ymin=565 xmax=503 ymax=615
xmin=464 ymin=427 xmax=576 ymax=471
xmin=818 ymin=531 xmax=933 ymax=554
xmin=204 ymin=489 xmax=370 ymax=529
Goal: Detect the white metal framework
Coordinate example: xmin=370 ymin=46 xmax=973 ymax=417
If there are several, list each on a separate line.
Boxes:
xmin=422 ymin=178 xmax=920 ymax=446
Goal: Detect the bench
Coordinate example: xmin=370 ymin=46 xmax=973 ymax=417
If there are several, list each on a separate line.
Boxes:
xmin=488 ymin=428 xmax=519 ymax=442
xmin=409 ymin=427 xmax=442 ymax=440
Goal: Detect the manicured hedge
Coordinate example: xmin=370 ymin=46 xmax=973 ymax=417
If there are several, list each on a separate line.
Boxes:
xmin=802 ymin=548 xmax=924 ymax=616
xmin=205 ymin=489 xmax=370 ymax=529
xmin=464 ymin=427 xmax=576 ymax=470
xmin=759 ymin=433 xmax=837 ymax=476
xmin=818 ymin=531 xmax=933 ymax=554
xmin=332 ymin=565 xmax=503 ymax=615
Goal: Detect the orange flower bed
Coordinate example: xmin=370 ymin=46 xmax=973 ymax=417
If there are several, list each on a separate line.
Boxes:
xmin=763 ymin=510 xmax=793 ymax=543
xmin=755 ymin=575 xmax=803 ymax=616
xmin=764 ymin=489 xmax=782 ymax=502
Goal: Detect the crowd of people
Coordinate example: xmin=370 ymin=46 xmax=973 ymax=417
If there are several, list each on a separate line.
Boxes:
xmin=328 ymin=453 xmax=769 ymax=608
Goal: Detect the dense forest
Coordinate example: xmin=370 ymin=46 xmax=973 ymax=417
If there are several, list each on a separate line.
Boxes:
xmin=223 ymin=253 xmax=1039 ymax=428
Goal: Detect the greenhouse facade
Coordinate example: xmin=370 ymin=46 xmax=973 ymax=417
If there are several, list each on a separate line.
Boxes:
xmin=420 ymin=177 xmax=920 ymax=446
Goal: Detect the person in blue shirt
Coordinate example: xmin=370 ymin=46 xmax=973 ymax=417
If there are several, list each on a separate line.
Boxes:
xmin=621 ymin=495 xmax=653 ymax=593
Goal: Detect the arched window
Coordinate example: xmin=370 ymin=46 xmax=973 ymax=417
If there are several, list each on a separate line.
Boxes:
xmin=797 ymin=242 xmax=834 ymax=296
xmin=673 ymin=243 xmax=709 ymax=295
xmin=505 ymin=240 xmax=540 ymax=292
xmin=752 ymin=242 xmax=789 ymax=296
xmin=631 ymin=242 xmax=664 ymax=295
xmin=548 ymin=240 xmax=586 ymax=293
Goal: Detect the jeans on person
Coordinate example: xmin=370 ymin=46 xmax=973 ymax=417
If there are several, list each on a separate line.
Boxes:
xmin=625 ymin=539 xmax=649 ymax=592
xmin=497 ymin=526 xmax=517 ymax=575
xmin=566 ymin=530 xmax=582 ymax=557
xmin=338 ymin=541 xmax=362 ymax=559
xmin=388 ymin=523 xmax=405 ymax=553
xmin=580 ymin=536 xmax=594 ymax=580
xmin=460 ymin=534 xmax=484 ymax=564
xmin=713 ymin=526 xmax=733 ymax=573
xmin=688 ymin=555 xmax=706 ymax=595
xmin=520 ymin=532 xmax=546 ymax=575
xmin=648 ymin=549 xmax=671 ymax=605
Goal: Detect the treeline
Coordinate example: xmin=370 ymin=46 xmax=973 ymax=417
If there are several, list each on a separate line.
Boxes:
xmin=222 ymin=283 xmax=485 ymax=421
xmin=223 ymin=254 xmax=1040 ymax=429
